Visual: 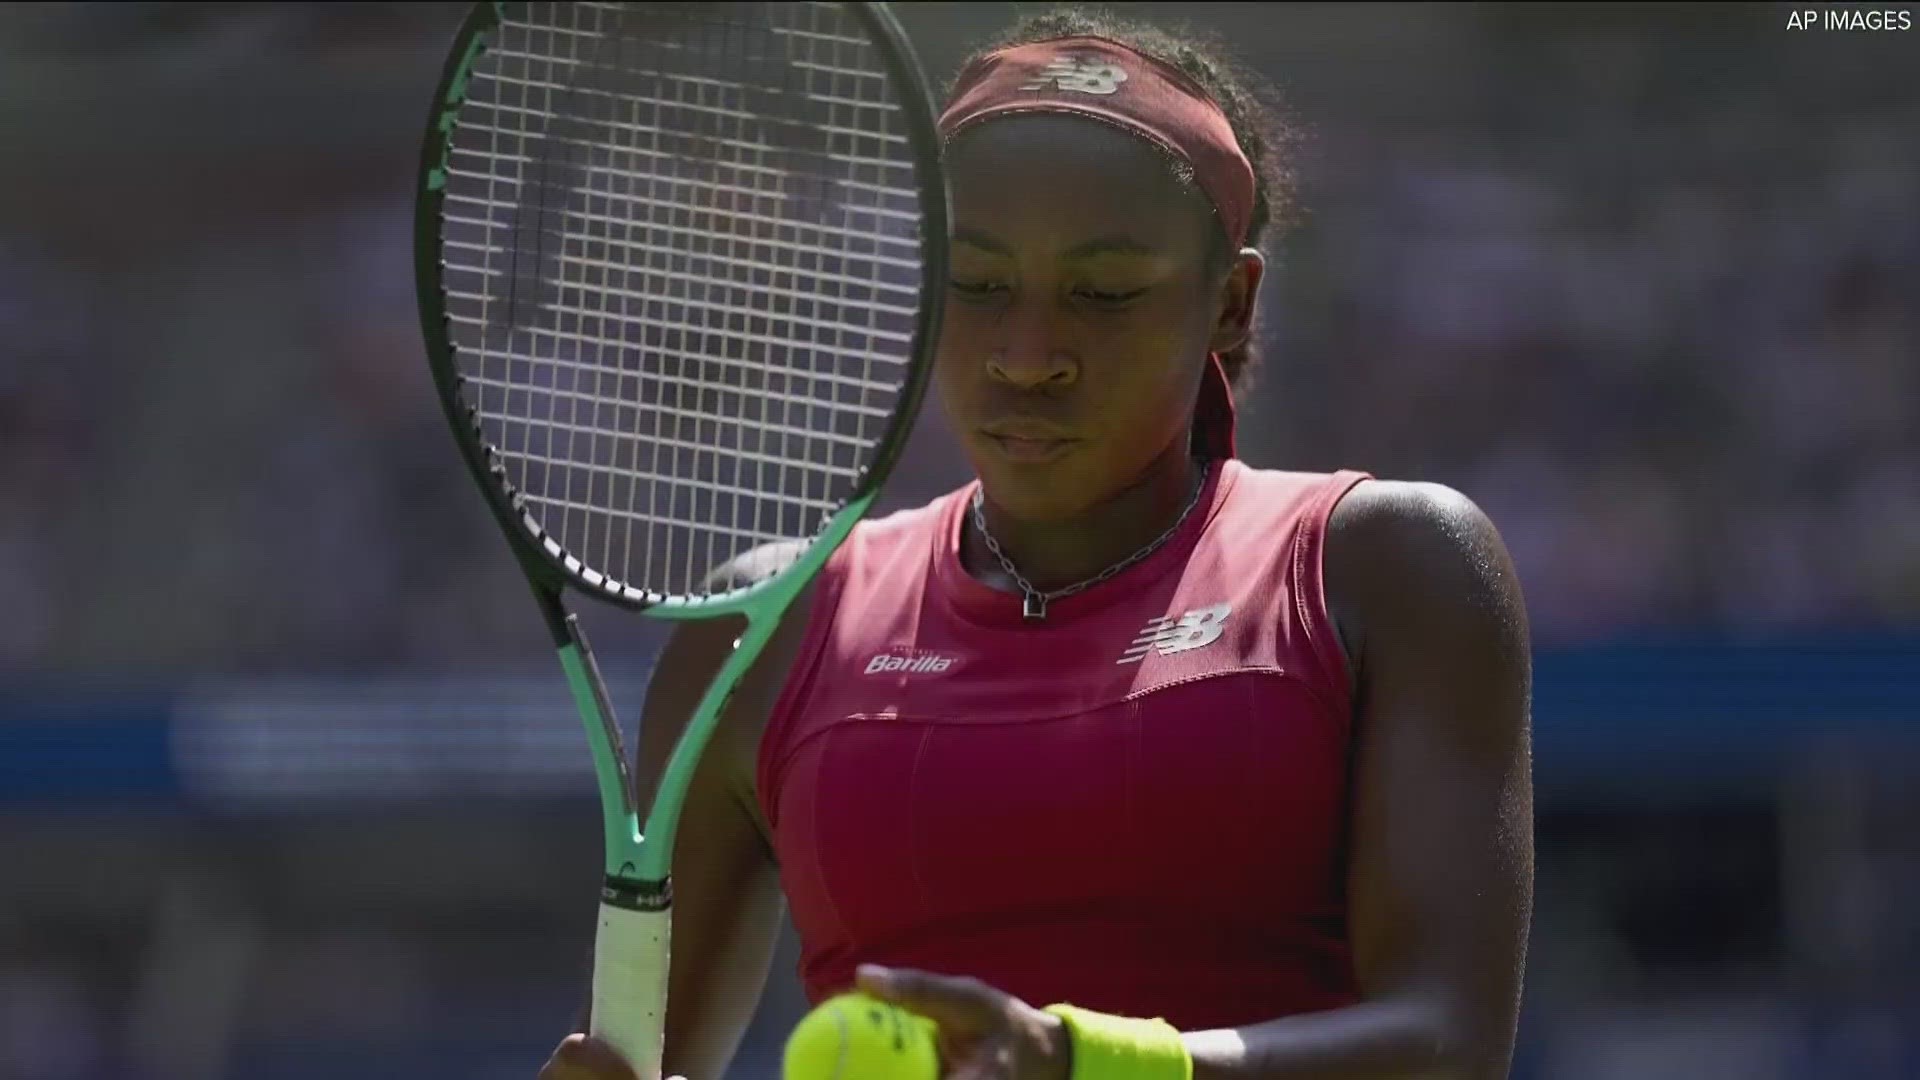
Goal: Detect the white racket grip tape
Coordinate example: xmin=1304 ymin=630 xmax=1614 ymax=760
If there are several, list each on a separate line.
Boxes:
xmin=591 ymin=901 xmax=672 ymax=1080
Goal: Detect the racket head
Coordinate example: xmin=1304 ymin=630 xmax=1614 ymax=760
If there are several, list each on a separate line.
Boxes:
xmin=414 ymin=1 xmax=948 ymax=616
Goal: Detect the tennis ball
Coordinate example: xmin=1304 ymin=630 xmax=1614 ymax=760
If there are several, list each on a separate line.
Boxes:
xmin=783 ymin=991 xmax=940 ymax=1080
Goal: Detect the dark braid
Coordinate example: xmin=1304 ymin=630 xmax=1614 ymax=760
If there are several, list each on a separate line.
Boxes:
xmin=949 ymin=6 xmax=1301 ymax=394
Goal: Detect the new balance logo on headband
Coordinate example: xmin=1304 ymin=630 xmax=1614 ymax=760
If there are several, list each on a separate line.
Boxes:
xmin=1021 ymin=54 xmax=1129 ymax=95
xmin=1117 ymin=603 xmax=1232 ymax=664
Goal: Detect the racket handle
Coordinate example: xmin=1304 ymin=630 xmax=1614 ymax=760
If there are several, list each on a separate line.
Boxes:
xmin=591 ymin=900 xmax=672 ymax=1080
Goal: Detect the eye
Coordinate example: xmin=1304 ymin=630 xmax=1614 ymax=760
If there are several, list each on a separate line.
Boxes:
xmin=1072 ymin=285 xmax=1149 ymax=305
xmin=950 ymin=280 xmax=1008 ymax=301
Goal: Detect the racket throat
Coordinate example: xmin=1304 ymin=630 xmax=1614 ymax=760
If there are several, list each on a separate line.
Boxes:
xmin=549 ymin=600 xmax=647 ymax=877
xmin=602 ymin=875 xmax=673 ymax=913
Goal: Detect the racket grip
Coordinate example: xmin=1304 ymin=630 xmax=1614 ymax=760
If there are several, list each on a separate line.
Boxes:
xmin=591 ymin=900 xmax=672 ymax=1080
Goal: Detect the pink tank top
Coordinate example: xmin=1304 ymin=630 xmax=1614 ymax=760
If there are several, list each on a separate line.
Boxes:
xmin=756 ymin=460 xmax=1371 ymax=1028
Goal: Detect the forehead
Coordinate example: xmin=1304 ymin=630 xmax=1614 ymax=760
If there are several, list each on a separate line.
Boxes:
xmin=943 ymin=115 xmax=1210 ymax=252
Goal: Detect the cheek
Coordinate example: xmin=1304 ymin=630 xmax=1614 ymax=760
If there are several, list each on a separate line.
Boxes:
xmin=929 ymin=327 xmax=979 ymax=431
xmin=1097 ymin=300 xmax=1213 ymax=399
xmin=930 ymin=318 xmax=974 ymax=393
xmin=933 ymin=299 xmax=1002 ymax=355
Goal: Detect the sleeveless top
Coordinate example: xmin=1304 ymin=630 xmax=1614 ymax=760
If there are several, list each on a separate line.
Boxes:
xmin=755 ymin=460 xmax=1372 ymax=1028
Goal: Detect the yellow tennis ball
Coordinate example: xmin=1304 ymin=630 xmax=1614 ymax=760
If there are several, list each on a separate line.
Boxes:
xmin=783 ymin=992 xmax=940 ymax=1080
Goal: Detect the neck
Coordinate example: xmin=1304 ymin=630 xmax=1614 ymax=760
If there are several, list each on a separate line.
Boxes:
xmin=967 ymin=439 xmax=1206 ymax=594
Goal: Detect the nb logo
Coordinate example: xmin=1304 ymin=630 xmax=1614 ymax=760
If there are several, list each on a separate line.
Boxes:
xmin=1021 ymin=55 xmax=1129 ymax=96
xmin=1117 ymin=603 xmax=1232 ymax=665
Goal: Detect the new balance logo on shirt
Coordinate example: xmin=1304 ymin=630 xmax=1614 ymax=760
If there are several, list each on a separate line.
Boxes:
xmin=1117 ymin=603 xmax=1233 ymax=664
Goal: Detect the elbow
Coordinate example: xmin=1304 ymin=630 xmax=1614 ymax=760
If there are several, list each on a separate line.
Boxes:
xmin=1423 ymin=995 xmax=1518 ymax=1080
xmin=1421 ymin=1052 xmax=1510 ymax=1080
xmin=1367 ymin=986 xmax=1512 ymax=1080
xmin=1429 ymin=1056 xmax=1515 ymax=1080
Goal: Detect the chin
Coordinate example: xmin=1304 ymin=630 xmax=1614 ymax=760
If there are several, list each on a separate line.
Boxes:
xmin=972 ymin=457 xmax=1096 ymax=524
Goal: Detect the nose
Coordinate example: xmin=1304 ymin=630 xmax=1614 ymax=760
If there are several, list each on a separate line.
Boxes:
xmin=985 ymin=299 xmax=1077 ymax=390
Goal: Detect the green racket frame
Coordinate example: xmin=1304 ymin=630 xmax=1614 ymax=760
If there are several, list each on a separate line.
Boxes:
xmin=412 ymin=1 xmax=948 ymax=1069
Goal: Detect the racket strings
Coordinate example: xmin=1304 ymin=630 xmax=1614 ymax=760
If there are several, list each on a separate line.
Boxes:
xmin=440 ymin=1 xmax=921 ymax=600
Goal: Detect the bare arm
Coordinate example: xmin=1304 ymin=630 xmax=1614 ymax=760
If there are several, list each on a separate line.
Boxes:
xmin=1184 ymin=481 xmax=1535 ymax=1080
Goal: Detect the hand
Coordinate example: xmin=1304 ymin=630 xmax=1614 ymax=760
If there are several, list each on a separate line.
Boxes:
xmin=854 ymin=965 xmax=1072 ymax=1080
xmin=537 ymin=1034 xmax=644 ymax=1080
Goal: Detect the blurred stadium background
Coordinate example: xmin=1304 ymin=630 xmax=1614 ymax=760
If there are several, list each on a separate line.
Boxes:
xmin=1 ymin=2 xmax=1917 ymax=1078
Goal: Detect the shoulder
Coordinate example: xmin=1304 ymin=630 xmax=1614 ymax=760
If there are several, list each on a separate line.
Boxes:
xmin=1327 ymin=479 xmax=1503 ymax=575
xmin=1324 ymin=479 xmax=1529 ymax=678
xmin=1205 ymin=462 xmax=1369 ymax=557
xmin=700 ymin=487 xmax=962 ymax=591
xmin=806 ymin=488 xmax=972 ymax=586
xmin=854 ymin=490 xmax=964 ymax=544
xmin=703 ymin=538 xmax=812 ymax=591
xmin=1202 ymin=467 xmax=1499 ymax=589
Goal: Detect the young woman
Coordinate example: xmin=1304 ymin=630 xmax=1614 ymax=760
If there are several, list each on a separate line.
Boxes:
xmin=545 ymin=9 xmax=1533 ymax=1080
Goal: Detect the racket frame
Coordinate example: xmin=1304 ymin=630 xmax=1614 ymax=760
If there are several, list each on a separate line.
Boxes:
xmin=414 ymin=0 xmax=946 ymax=881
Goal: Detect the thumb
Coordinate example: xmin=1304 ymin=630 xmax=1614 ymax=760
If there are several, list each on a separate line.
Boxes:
xmin=854 ymin=965 xmax=999 ymax=1032
xmin=547 ymin=1034 xmax=642 ymax=1080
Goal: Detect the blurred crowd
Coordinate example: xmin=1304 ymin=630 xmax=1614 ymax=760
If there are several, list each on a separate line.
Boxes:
xmin=3 ymin=2 xmax=1920 ymax=672
xmin=2 ymin=4 xmax=1916 ymax=675
xmin=2 ymin=7 xmax=1917 ymax=1080
xmin=1249 ymin=13 xmax=1920 ymax=640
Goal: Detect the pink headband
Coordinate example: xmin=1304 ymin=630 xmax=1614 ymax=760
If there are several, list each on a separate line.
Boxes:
xmin=937 ymin=35 xmax=1257 ymax=248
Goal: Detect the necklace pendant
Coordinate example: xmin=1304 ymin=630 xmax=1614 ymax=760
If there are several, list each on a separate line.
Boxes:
xmin=1022 ymin=592 xmax=1047 ymax=621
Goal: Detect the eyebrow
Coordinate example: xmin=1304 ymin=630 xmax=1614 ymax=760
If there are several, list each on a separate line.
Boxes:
xmin=953 ymin=227 xmax=1158 ymax=261
xmin=953 ymin=225 xmax=1012 ymax=256
xmin=1064 ymin=233 xmax=1157 ymax=261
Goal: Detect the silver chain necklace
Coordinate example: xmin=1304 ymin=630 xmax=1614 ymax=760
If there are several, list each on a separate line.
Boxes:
xmin=970 ymin=457 xmax=1211 ymax=621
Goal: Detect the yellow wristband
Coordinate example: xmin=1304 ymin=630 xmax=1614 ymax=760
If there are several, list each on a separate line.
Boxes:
xmin=1044 ymin=1005 xmax=1193 ymax=1080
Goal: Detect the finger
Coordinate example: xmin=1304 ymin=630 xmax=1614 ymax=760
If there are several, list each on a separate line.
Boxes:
xmin=856 ymin=965 xmax=1001 ymax=1031
xmin=547 ymin=1034 xmax=642 ymax=1080
xmin=951 ymin=1057 xmax=1006 ymax=1080
xmin=540 ymin=1034 xmax=590 ymax=1080
xmin=946 ymin=1035 xmax=1016 ymax=1080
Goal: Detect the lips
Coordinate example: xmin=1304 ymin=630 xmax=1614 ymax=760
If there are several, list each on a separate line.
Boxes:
xmin=980 ymin=420 xmax=1076 ymax=442
xmin=980 ymin=425 xmax=1077 ymax=464
xmin=989 ymin=433 xmax=1074 ymax=460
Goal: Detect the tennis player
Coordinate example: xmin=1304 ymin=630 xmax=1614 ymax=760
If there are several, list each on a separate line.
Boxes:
xmin=544 ymin=9 xmax=1533 ymax=1080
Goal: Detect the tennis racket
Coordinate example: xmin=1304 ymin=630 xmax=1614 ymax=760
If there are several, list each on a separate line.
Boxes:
xmin=412 ymin=3 xmax=947 ymax=1074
